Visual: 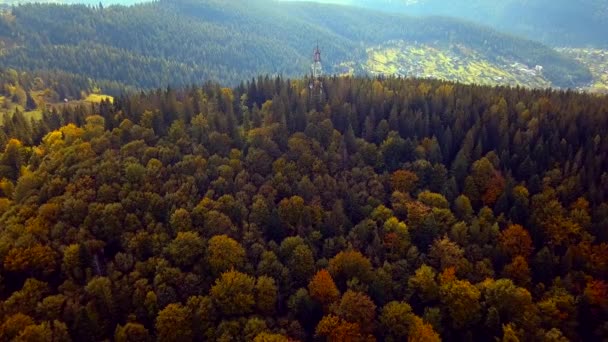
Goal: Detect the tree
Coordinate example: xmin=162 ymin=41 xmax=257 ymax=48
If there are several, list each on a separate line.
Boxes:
xmin=4 ymin=244 xmax=57 ymax=276
xmin=253 ymin=332 xmax=290 ymax=342
xmin=334 ymin=290 xmax=376 ymax=332
xmin=408 ymin=265 xmax=439 ymax=303
xmin=15 ymin=321 xmax=70 ymax=342
xmin=115 ymin=322 xmax=151 ymax=342
xmin=288 ymin=244 xmax=315 ymax=286
xmin=0 ymin=138 xmax=23 ymax=181
xmin=3 ymin=278 xmax=49 ymax=316
xmin=480 ymin=278 xmax=534 ymax=329
xmin=584 ymin=279 xmax=608 ymax=309
xmin=379 ymin=301 xmax=414 ymax=341
xmin=417 ymin=191 xmax=449 ymax=209
xmin=278 ymin=195 xmax=306 ymax=234
xmin=502 ymin=256 xmax=532 ymax=287
xmin=499 ymin=225 xmax=533 ymax=259
xmin=155 ymin=303 xmax=192 ymax=342
xmin=408 ymin=316 xmax=441 ymax=342
xmin=383 ymin=217 xmax=410 ymax=260
xmin=440 ymin=278 xmax=481 ymax=329
xmin=315 ymin=315 xmax=368 ymax=342
xmin=207 ymin=235 xmax=245 ymax=275
xmin=170 ymin=208 xmax=193 ymax=233
xmin=166 ymin=231 xmax=204 ymax=267
xmin=391 ymin=170 xmax=419 ymax=194
xmin=453 ymin=195 xmax=473 ymax=221
xmin=428 ymin=236 xmax=464 ymax=271
xmin=0 ymin=313 xmax=34 ymax=341
xmin=210 ymin=270 xmax=256 ymax=316
xmin=481 ymin=172 xmax=505 ymax=207
xmin=255 ymin=276 xmax=278 ymax=315
xmin=308 ymin=269 xmax=340 ymax=309
xmin=328 ymin=250 xmax=373 ymax=288
xmin=85 ymin=276 xmax=114 ymax=317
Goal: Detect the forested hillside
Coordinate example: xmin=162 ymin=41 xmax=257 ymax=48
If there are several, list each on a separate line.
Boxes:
xmin=308 ymin=0 xmax=608 ymax=48
xmin=0 ymin=76 xmax=607 ymax=340
xmin=0 ymin=0 xmax=592 ymax=91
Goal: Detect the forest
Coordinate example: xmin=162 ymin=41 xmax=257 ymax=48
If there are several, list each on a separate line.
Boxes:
xmin=313 ymin=0 xmax=608 ymax=48
xmin=0 ymin=74 xmax=606 ymax=341
xmin=0 ymin=0 xmax=592 ymax=91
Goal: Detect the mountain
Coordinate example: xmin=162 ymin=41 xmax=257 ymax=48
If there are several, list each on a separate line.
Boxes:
xmin=299 ymin=0 xmax=608 ymax=48
xmin=0 ymin=0 xmax=592 ymax=93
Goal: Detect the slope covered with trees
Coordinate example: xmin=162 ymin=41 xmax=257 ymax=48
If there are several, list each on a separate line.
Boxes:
xmin=0 ymin=75 xmax=607 ymax=340
xmin=312 ymin=0 xmax=608 ymax=48
xmin=0 ymin=0 xmax=592 ymax=91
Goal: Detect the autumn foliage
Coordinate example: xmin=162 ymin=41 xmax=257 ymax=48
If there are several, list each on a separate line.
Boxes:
xmin=0 ymin=76 xmax=606 ymax=341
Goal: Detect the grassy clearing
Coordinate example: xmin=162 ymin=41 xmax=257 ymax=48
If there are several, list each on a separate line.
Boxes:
xmin=362 ymin=40 xmax=552 ymax=88
xmin=84 ymin=93 xmax=114 ymax=104
xmin=0 ymin=106 xmax=42 ymax=124
xmin=23 ymin=109 xmax=43 ymax=121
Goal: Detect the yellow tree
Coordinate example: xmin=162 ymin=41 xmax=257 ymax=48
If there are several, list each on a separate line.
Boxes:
xmin=408 ymin=316 xmax=441 ymax=342
xmin=155 ymin=303 xmax=192 ymax=342
xmin=408 ymin=265 xmax=439 ymax=303
xmin=210 ymin=270 xmax=256 ymax=316
xmin=206 ymin=235 xmax=245 ymax=275
xmin=439 ymin=277 xmax=481 ymax=329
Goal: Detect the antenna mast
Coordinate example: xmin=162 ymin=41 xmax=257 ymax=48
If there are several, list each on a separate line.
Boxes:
xmin=309 ymin=43 xmax=324 ymax=97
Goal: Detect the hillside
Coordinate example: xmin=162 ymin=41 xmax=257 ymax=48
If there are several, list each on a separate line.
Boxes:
xmin=0 ymin=75 xmax=607 ymax=341
xmin=0 ymin=0 xmax=592 ymax=92
xmin=0 ymin=0 xmax=144 ymax=5
xmin=296 ymin=0 xmax=608 ymax=48
xmin=558 ymin=48 xmax=608 ymax=94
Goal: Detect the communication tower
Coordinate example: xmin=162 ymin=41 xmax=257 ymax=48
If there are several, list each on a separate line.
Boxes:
xmin=309 ymin=44 xmax=324 ymax=97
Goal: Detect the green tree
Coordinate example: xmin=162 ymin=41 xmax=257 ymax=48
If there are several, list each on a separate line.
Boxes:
xmin=328 ymin=250 xmax=373 ymax=289
xmin=440 ymin=278 xmax=481 ymax=329
xmin=379 ymin=301 xmax=414 ymax=341
xmin=166 ymin=231 xmax=204 ymax=267
xmin=255 ymin=276 xmax=278 ymax=315
xmin=408 ymin=265 xmax=439 ymax=303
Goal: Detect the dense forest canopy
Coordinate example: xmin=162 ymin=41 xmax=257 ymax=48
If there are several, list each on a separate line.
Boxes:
xmin=0 ymin=0 xmax=592 ymax=92
xmin=0 ymin=0 xmax=606 ymax=340
xmin=0 ymin=75 xmax=607 ymax=340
